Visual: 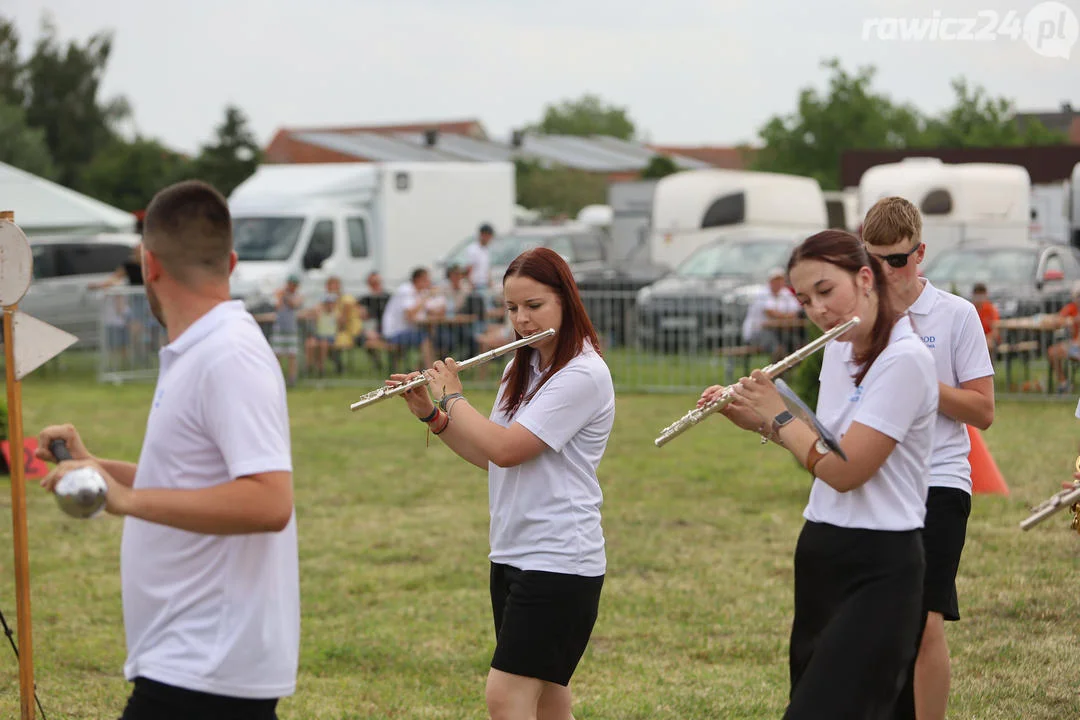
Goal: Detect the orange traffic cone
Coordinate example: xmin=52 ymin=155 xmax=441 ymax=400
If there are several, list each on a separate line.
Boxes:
xmin=967 ymin=425 xmax=1009 ymax=495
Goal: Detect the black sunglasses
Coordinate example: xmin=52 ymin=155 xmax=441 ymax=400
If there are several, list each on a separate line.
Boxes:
xmin=870 ymin=242 xmax=922 ymax=269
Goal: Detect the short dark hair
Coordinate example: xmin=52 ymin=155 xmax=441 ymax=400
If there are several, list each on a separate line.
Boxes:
xmin=142 ymin=180 xmax=232 ymax=285
xmin=972 ymin=282 xmax=988 ymax=294
xmin=410 ymin=267 xmax=428 ymax=283
xmin=479 ymin=223 xmax=494 ymax=235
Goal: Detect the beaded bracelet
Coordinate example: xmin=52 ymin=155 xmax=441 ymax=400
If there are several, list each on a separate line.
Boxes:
xmin=439 ymin=392 xmax=465 ymax=412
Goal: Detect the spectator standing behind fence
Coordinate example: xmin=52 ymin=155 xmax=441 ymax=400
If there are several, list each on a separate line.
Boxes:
xmin=272 ymin=275 xmax=303 ymax=387
xmin=381 ymin=267 xmax=436 ymax=369
xmin=1048 ymin=282 xmax=1080 ymax=393
xmin=741 ymin=267 xmax=802 ymax=361
xmin=971 ymin=283 xmax=1000 ymax=350
xmin=465 ymin=223 xmax=494 ymax=291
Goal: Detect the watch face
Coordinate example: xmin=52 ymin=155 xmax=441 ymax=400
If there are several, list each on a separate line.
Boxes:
xmin=815 ymin=438 xmax=829 ymax=453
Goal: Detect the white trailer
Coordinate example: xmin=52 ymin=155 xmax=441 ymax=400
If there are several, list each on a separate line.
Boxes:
xmin=227 ymin=161 xmax=515 ymax=310
xmin=647 ymin=169 xmax=827 ymax=269
xmin=857 ymin=158 xmax=1031 ymax=267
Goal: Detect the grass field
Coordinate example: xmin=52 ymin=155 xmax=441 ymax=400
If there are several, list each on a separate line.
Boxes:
xmin=1 ymin=376 xmax=1079 ymax=719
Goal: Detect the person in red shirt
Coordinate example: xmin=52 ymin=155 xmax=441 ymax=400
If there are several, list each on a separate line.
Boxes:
xmin=1048 ymin=283 xmax=1080 ymax=392
xmin=971 ymin=283 xmax=1000 ymax=350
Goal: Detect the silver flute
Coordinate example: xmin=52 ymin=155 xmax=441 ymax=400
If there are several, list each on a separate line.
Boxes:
xmin=1020 ymin=483 xmax=1080 ymax=533
xmin=654 ymin=317 xmax=861 ymax=447
xmin=349 ymin=328 xmax=556 ymax=411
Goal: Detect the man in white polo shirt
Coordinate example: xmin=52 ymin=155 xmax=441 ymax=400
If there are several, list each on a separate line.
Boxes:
xmin=37 ymin=180 xmax=299 ymax=720
xmin=862 ymin=197 xmax=995 ymax=720
xmin=464 ymin=222 xmax=494 ymax=290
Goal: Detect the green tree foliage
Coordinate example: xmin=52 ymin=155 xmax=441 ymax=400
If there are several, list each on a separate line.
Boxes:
xmin=188 ymin=105 xmax=262 ymax=197
xmin=535 ymin=93 xmax=636 ymax=140
xmin=752 ymin=58 xmax=924 ymax=190
xmin=21 ymin=15 xmax=130 ymax=189
xmin=0 ymin=98 xmax=56 ymax=178
xmin=515 ymin=159 xmax=607 ymax=218
xmin=752 ymin=58 xmax=1068 ymax=190
xmin=80 ymin=137 xmax=193 ymax=212
xmin=640 ymin=154 xmax=679 ymax=179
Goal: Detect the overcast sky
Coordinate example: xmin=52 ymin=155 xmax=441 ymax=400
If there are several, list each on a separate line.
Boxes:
xmin=6 ymin=0 xmax=1079 ymax=154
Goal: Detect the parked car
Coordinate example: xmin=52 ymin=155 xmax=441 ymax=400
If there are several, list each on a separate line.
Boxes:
xmin=921 ymin=241 xmax=1080 ymax=317
xmin=635 ymin=235 xmax=801 ymax=352
xmin=18 ymin=233 xmax=141 ymax=349
xmin=439 ymin=222 xmax=611 ymax=282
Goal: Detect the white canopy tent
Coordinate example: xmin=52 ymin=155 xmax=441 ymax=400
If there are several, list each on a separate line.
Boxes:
xmin=0 ymin=161 xmax=136 ymax=235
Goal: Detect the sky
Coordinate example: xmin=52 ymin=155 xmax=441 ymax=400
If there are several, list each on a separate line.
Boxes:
xmin=5 ymin=0 xmax=1079 ymax=155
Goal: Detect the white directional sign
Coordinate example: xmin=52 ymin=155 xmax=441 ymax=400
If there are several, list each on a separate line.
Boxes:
xmin=0 ymin=221 xmax=33 ymax=306
xmin=11 ymin=311 xmax=77 ymax=380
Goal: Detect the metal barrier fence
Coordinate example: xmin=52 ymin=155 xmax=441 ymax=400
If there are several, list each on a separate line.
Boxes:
xmin=94 ymin=285 xmax=1080 ymax=399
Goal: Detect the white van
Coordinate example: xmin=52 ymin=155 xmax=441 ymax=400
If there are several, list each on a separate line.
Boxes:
xmin=227 ymin=161 xmax=515 ymax=311
xmin=647 ymin=169 xmax=828 ymax=269
xmin=857 ymin=158 xmax=1031 ymax=267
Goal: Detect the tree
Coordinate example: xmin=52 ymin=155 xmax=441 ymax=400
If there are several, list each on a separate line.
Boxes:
xmin=0 ymin=98 xmax=56 ymax=178
xmin=640 ymin=154 xmax=679 ymax=179
xmin=753 ymin=58 xmax=1068 ymax=190
xmin=918 ymin=78 xmax=1065 ymax=147
xmin=80 ymin=137 xmax=193 ymax=212
xmin=0 ymin=18 xmax=24 ymax=107
xmin=515 ymin=159 xmax=607 ymax=218
xmin=751 ymin=58 xmax=924 ymax=190
xmin=189 ymin=105 xmax=262 ymax=197
xmin=534 ymin=93 xmax=636 ymax=139
xmin=21 ymin=15 xmax=130 ymax=189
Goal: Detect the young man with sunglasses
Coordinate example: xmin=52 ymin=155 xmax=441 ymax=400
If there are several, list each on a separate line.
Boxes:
xmin=861 ymin=196 xmax=996 ymax=720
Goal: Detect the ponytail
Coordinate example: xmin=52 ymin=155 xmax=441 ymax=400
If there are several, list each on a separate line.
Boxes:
xmin=851 ymin=253 xmax=898 ymax=387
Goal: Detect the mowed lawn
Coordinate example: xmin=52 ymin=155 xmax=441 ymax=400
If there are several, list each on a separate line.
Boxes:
xmin=0 ymin=378 xmax=1079 ymax=719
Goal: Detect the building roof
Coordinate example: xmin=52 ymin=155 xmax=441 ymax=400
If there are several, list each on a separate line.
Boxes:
xmin=840 ymin=145 xmax=1080 ymax=187
xmin=265 ymin=123 xmax=718 ymax=173
xmin=648 ymin=145 xmax=757 ymax=169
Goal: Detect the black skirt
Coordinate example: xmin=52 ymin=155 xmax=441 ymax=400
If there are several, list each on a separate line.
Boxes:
xmin=489 ymin=562 xmax=604 ymax=687
xmin=784 ymin=520 xmax=925 ymax=720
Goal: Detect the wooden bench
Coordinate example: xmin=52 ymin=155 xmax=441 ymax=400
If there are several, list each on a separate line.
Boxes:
xmin=994 ymin=340 xmax=1040 ymax=357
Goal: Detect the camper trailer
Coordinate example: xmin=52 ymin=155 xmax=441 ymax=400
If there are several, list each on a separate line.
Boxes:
xmin=647 ymin=169 xmax=828 ymax=269
xmin=857 ymin=158 xmax=1031 ymax=267
xmin=227 ymin=162 xmax=515 ymax=311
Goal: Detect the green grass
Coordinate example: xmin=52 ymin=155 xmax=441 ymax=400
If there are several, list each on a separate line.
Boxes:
xmin=0 ymin=377 xmax=1079 ymax=718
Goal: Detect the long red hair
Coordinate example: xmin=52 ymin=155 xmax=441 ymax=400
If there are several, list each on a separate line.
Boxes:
xmin=499 ymin=247 xmax=601 ymax=417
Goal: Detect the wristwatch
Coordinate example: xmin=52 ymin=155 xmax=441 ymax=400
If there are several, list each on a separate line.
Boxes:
xmin=805 ymin=438 xmax=831 ymax=475
xmin=771 ymin=410 xmax=795 ymax=436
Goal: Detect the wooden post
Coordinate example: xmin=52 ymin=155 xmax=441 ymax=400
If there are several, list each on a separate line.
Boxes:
xmin=1 ymin=209 xmax=36 ymax=720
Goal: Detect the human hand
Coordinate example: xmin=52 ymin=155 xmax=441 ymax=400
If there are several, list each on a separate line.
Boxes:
xmin=729 ymin=370 xmax=786 ymax=420
xmin=389 ymin=371 xmax=437 ymax=419
xmin=36 ymin=424 xmax=93 ymax=463
xmin=426 ymin=358 xmax=464 ymax=404
xmin=40 ymin=458 xmax=132 ymax=516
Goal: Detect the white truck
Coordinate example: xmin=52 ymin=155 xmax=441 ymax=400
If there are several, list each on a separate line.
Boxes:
xmin=647 ymin=169 xmax=828 ymax=269
xmin=857 ymin=157 xmax=1031 ymax=267
xmin=227 ymin=161 xmax=515 ymax=311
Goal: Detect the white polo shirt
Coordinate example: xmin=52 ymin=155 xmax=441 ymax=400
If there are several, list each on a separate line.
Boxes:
xmin=741 ymin=286 xmax=800 ymax=340
xmin=907 ymin=279 xmax=995 ymax=493
xmin=806 ymin=315 xmax=938 ymax=531
xmin=465 ymin=241 xmax=491 ymax=288
xmin=380 ymin=281 xmax=421 ymax=338
xmin=488 ymin=343 xmax=614 ymax=577
xmin=121 ymin=300 xmax=299 ymax=699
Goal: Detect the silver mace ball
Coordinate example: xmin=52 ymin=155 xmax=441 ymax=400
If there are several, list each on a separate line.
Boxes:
xmin=49 ymin=439 xmax=107 ymax=519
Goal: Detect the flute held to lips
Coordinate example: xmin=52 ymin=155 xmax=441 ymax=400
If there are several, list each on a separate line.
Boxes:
xmin=654 ymin=317 xmax=860 ymax=448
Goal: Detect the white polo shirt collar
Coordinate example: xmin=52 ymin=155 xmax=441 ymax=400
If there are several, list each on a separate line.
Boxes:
xmin=906 ymin=278 xmax=939 ymax=317
xmin=160 ymin=300 xmax=247 ymax=363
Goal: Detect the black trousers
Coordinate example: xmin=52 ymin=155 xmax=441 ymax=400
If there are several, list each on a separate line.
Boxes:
xmin=119 ymin=677 xmax=279 ymax=720
xmin=784 ymin=521 xmax=925 ymax=720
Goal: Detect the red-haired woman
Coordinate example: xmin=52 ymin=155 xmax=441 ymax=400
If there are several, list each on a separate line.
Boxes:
xmin=389 ymin=247 xmax=614 ymax=720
